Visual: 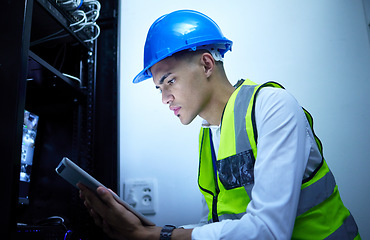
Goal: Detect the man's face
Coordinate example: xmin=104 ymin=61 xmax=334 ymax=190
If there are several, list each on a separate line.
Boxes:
xmin=151 ymin=55 xmax=212 ymax=125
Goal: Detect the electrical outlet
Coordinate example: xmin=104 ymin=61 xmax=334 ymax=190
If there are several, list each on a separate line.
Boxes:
xmin=124 ymin=178 xmax=157 ymax=215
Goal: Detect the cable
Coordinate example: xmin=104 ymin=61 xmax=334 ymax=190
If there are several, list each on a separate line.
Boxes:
xmin=56 ymin=0 xmax=101 ymax=42
xmin=54 ymin=0 xmax=101 ymax=43
xmin=62 ymin=73 xmax=82 ymax=87
xmin=70 ymin=10 xmax=86 ymax=27
xmin=70 ymin=10 xmax=87 ymax=33
xmin=83 ymin=22 xmax=100 ymax=42
xmin=83 ymin=0 xmax=100 ymax=22
xmin=64 ymin=230 xmax=73 ymax=240
xmin=31 ymin=33 xmax=70 ymax=46
xmin=30 ymin=29 xmax=66 ymax=46
xmin=56 ymin=0 xmax=82 ymax=11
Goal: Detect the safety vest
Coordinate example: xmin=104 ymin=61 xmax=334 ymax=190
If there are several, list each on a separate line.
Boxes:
xmin=198 ymin=80 xmax=360 ymax=239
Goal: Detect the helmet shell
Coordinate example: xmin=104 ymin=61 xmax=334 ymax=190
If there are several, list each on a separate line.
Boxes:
xmin=133 ymin=10 xmax=232 ymax=83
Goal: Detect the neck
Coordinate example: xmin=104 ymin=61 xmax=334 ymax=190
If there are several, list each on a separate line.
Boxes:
xmin=199 ymin=76 xmax=235 ymax=126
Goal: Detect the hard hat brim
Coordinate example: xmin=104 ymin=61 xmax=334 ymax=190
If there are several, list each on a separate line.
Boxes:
xmin=132 ymin=40 xmax=232 ymax=84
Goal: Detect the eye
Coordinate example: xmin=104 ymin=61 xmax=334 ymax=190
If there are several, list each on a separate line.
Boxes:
xmin=167 ymin=78 xmax=175 ymax=85
xmin=155 ymin=86 xmax=162 ymax=94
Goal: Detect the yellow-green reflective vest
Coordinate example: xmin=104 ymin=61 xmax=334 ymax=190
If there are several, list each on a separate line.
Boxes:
xmin=198 ymin=80 xmax=360 ymax=239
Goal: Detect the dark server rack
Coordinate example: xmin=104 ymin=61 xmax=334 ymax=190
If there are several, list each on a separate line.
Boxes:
xmin=0 ymin=0 xmax=118 ymax=239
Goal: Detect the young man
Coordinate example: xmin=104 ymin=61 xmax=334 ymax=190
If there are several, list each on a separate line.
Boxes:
xmin=78 ymin=10 xmax=360 ymax=239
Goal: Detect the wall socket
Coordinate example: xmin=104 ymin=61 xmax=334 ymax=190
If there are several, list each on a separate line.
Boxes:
xmin=123 ymin=178 xmax=157 ymax=215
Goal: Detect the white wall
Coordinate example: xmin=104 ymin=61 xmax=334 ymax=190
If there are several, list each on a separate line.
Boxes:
xmin=120 ymin=0 xmax=370 ymax=238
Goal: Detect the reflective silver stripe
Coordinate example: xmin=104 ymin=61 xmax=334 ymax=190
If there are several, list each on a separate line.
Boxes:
xmin=234 ymin=85 xmax=256 ymax=154
xmin=296 ymin=170 xmax=336 ymax=216
xmin=324 ymin=214 xmax=359 ymax=240
xmin=208 ymin=212 xmax=246 ymax=223
xmin=215 ymin=84 xmax=257 ymax=192
xmin=244 ymin=184 xmax=254 ymax=200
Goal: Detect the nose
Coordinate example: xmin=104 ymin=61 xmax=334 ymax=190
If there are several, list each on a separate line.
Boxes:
xmin=162 ymin=89 xmax=174 ymax=105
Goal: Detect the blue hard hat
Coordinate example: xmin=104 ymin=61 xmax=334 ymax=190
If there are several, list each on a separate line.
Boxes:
xmin=133 ymin=10 xmax=233 ymax=83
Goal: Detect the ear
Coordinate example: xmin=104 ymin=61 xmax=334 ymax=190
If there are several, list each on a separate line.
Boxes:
xmin=200 ymin=52 xmax=215 ymax=78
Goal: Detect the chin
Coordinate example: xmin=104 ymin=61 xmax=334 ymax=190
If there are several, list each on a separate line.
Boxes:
xmin=179 ymin=119 xmax=190 ymax=125
xmin=181 ymin=121 xmax=192 ymax=126
xmin=179 ymin=115 xmax=196 ymax=126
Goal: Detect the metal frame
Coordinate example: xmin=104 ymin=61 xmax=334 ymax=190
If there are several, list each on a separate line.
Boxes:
xmin=0 ymin=0 xmax=118 ymax=238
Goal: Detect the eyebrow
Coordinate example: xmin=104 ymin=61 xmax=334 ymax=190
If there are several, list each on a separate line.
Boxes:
xmin=159 ymin=72 xmax=172 ymax=85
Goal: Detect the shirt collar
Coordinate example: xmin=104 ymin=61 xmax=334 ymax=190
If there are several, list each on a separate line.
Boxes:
xmin=201 ymin=119 xmax=220 ymax=129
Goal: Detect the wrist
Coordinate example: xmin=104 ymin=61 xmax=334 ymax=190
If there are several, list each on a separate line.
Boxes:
xmin=128 ymin=225 xmax=161 ymax=240
xmin=149 ymin=226 xmax=163 ymax=240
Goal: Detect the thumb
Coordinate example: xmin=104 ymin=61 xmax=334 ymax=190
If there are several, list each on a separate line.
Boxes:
xmin=96 ymin=187 xmax=117 ymax=206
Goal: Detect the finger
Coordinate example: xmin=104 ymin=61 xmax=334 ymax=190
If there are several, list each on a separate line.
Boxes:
xmin=102 ymin=219 xmax=112 ymax=236
xmin=96 ymin=187 xmax=143 ymax=227
xmin=80 ymin=186 xmax=112 ymax=221
xmin=79 ymin=190 xmax=85 ymax=201
xmin=78 ymin=183 xmax=86 ymax=200
xmin=91 ymin=208 xmax=104 ymax=227
xmin=96 ymin=187 xmax=121 ymax=208
xmin=78 ymin=184 xmax=94 ymax=203
xmin=79 ymin=184 xmax=118 ymax=210
xmin=81 ymin=185 xmax=103 ymax=206
xmin=84 ymin=199 xmax=92 ymax=210
xmin=77 ymin=182 xmax=87 ymax=191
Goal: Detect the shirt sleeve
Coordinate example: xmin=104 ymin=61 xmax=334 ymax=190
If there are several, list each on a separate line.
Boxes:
xmin=192 ymin=87 xmax=313 ymax=239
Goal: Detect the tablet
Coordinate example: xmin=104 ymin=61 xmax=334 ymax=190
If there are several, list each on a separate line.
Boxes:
xmin=55 ymin=157 xmax=155 ymax=226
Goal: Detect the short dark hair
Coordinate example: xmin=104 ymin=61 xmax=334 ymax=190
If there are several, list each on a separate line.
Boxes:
xmin=172 ymin=49 xmax=224 ymax=69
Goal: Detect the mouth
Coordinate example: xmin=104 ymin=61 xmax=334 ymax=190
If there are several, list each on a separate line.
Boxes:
xmin=170 ymin=106 xmax=181 ymax=117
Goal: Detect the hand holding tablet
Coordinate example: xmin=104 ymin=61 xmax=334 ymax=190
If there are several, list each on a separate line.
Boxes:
xmin=55 ymin=157 xmax=155 ymax=226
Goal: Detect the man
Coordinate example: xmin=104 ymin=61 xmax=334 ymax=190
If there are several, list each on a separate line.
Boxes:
xmin=79 ymin=10 xmax=360 ymax=239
